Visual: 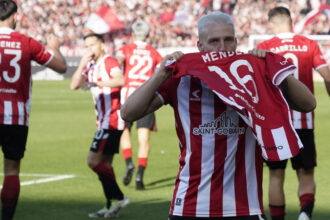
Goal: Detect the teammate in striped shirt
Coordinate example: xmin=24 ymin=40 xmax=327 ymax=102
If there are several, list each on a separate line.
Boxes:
xmin=257 ymin=7 xmax=330 ymax=220
xmin=120 ymin=11 xmax=315 ymax=220
xmin=0 ymin=1 xmax=67 ymax=219
xmin=70 ymin=33 xmax=129 ymax=218
xmin=116 ymin=20 xmax=162 ymax=190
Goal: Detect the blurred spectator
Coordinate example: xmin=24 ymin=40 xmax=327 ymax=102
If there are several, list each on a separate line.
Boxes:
xmin=16 ymin=0 xmax=330 ymax=52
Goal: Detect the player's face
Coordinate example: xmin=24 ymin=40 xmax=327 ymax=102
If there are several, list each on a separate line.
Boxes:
xmin=84 ymin=36 xmax=104 ymax=60
xmin=198 ymin=22 xmax=237 ymax=52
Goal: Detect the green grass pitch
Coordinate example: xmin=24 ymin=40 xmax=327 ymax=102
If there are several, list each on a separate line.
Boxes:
xmin=0 ymin=80 xmax=329 ymax=219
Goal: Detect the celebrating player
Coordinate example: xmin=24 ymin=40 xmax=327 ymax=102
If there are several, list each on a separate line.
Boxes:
xmin=120 ymin=11 xmax=316 ymax=220
xmin=70 ymin=33 xmax=129 ymax=218
xmin=0 ymin=1 xmax=67 ymax=219
xmin=116 ymin=19 xmax=162 ymax=190
xmin=258 ymin=6 xmax=330 ymax=220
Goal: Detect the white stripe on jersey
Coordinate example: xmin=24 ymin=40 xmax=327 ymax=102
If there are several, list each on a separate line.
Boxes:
xmin=101 ymin=90 xmax=111 ymax=129
xmin=117 ymin=109 xmax=125 ymax=130
xmin=196 ymin=82 xmax=215 ymax=217
xmin=271 ymin=126 xmax=292 ymax=160
xmin=306 ymin=112 xmax=313 ymax=129
xmin=222 ymin=106 xmax=239 ymax=216
xmin=245 ymin=127 xmax=261 ymax=213
xmin=17 ymin=102 xmax=24 ymax=125
xmin=293 ymin=110 xmax=302 ymax=129
xmin=172 ymin=76 xmax=192 ymax=216
xmin=4 ymin=101 xmax=12 ymax=124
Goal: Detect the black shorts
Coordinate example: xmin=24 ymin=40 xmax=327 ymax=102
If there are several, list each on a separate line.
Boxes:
xmin=0 ymin=124 xmax=28 ymax=160
xmin=168 ymin=215 xmax=266 ymax=220
xmin=90 ymin=129 xmax=123 ymax=155
xmin=266 ymin=129 xmax=316 ymax=170
xmin=126 ymin=112 xmax=156 ymax=131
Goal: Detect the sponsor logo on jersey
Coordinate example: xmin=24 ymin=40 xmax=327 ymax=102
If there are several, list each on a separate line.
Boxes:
xmin=175 ymin=198 xmax=182 ymax=206
xmin=262 ymin=145 xmax=284 ymax=151
xmin=190 ymin=89 xmax=200 ymax=101
xmin=193 ymin=112 xmax=245 ymax=135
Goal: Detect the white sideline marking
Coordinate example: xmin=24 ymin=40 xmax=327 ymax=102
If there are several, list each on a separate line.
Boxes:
xmin=0 ymin=173 xmax=75 ymax=189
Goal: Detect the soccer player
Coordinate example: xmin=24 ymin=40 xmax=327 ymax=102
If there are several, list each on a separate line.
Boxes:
xmin=116 ymin=19 xmax=162 ymax=190
xmin=0 ymin=1 xmax=67 ymax=219
xmin=70 ymin=33 xmax=129 ymax=218
xmin=120 ymin=11 xmax=316 ymax=220
xmin=257 ymin=6 xmax=330 ymax=220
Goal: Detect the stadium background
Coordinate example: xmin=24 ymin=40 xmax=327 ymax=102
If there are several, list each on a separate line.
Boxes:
xmin=1 ymin=0 xmax=330 ymax=220
xmin=21 ymin=0 xmax=329 ymax=79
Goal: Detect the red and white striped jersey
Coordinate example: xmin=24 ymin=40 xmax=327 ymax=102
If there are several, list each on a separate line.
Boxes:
xmin=166 ymin=52 xmax=303 ymax=162
xmin=83 ymin=55 xmax=124 ymax=130
xmin=0 ymin=27 xmax=53 ymax=126
xmin=157 ymin=76 xmax=264 ymax=218
xmin=116 ymin=41 xmax=162 ymax=104
xmin=257 ymin=33 xmax=328 ymax=129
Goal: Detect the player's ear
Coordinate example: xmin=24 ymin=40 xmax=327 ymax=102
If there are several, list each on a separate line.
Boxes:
xmin=197 ymin=40 xmax=204 ymax=52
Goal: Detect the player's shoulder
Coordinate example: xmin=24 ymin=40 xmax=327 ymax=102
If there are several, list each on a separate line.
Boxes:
xmin=104 ymin=55 xmax=120 ymax=65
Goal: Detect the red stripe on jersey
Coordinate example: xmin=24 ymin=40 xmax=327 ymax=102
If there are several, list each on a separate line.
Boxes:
xmin=301 ymin=113 xmax=307 ymax=129
xmin=183 ymin=77 xmax=202 ymax=216
xmin=255 ymin=144 xmax=264 ymax=213
xmin=210 ymin=96 xmax=227 ymax=216
xmin=0 ymin=101 xmax=4 ymax=124
xmin=11 ymin=102 xmax=18 ymax=125
xmin=263 ymin=128 xmax=280 ymax=161
xmin=98 ymin=93 xmax=106 ymax=128
xmin=234 ymin=123 xmax=249 ymax=215
xmin=109 ymin=90 xmax=120 ymax=129
xmin=170 ymin=79 xmax=187 ymax=216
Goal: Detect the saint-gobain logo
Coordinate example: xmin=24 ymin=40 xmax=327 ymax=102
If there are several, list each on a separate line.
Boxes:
xmin=262 ymin=145 xmax=284 ymax=150
xmin=193 ymin=112 xmax=245 ymax=135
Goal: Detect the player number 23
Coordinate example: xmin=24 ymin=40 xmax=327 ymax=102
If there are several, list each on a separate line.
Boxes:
xmin=0 ymin=49 xmax=22 ymax=83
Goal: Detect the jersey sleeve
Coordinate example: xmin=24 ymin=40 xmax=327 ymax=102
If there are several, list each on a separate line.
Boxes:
xmin=311 ymin=40 xmax=328 ymax=70
xmin=29 ymin=37 xmax=53 ymax=65
xmin=105 ymin=57 xmax=122 ymax=77
xmin=157 ymin=77 xmax=175 ymax=105
xmin=265 ymin=52 xmax=297 ymax=86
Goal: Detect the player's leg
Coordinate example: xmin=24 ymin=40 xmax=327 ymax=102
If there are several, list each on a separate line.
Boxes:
xmin=136 ymin=127 xmax=150 ymax=190
xmin=120 ymin=126 xmax=135 ymax=185
xmin=292 ymin=129 xmax=316 ymax=220
xmin=0 ymin=125 xmax=27 ymax=220
xmin=88 ymin=129 xmax=128 ymax=218
xmin=135 ymin=112 xmax=155 ymax=190
xmin=266 ymin=160 xmax=287 ymax=220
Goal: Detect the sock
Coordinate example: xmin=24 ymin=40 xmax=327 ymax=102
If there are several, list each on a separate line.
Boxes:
xmin=269 ymin=204 xmax=285 ymax=220
xmin=125 ymin=158 xmax=133 ymax=167
xmin=137 ymin=157 xmax=148 ymax=168
xmin=299 ymin=193 xmax=314 ymax=217
xmin=1 ymin=175 xmax=20 ymax=220
xmin=93 ymin=163 xmax=124 ymax=204
xmin=122 ymin=148 xmax=132 ymax=161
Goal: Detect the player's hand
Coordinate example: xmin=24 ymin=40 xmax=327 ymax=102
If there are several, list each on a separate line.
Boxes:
xmin=80 ymin=82 xmax=97 ymax=90
xmin=79 ymin=50 xmax=95 ymax=67
xmin=160 ymin=51 xmax=184 ymax=74
xmin=248 ymin=49 xmax=268 ymax=58
xmin=46 ymin=34 xmax=61 ymax=50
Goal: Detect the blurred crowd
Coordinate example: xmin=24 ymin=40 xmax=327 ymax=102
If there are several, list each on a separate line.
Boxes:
xmin=16 ymin=0 xmax=329 ymax=53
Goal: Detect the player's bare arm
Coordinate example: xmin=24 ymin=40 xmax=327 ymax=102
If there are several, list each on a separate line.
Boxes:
xmin=121 ymin=51 xmax=184 ymax=122
xmin=70 ymin=51 xmax=94 ymax=90
xmin=316 ymin=66 xmax=330 ymax=96
xmin=45 ymin=34 xmax=67 ymax=73
xmin=281 ymin=75 xmax=316 ymax=112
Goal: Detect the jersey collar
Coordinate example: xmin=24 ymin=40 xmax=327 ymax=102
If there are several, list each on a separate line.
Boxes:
xmin=0 ymin=27 xmax=15 ymax=34
xmin=276 ymin=32 xmax=295 ymax=39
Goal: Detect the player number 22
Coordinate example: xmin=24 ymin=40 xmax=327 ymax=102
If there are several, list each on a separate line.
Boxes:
xmin=128 ymin=55 xmax=153 ymax=80
xmin=0 ymin=49 xmax=22 ymax=83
